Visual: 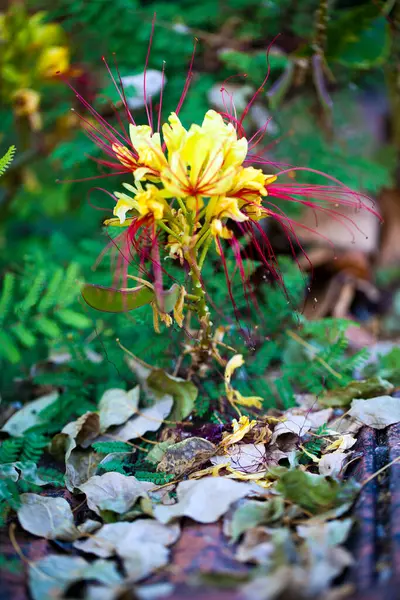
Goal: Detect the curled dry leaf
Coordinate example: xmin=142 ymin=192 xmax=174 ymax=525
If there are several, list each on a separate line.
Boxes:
xmin=18 ymin=493 xmax=78 ymax=540
xmin=271 ymin=413 xmax=312 ymax=445
xmin=157 ymin=436 xmax=216 ymax=476
xmin=154 ymin=476 xmax=255 ymax=524
xmin=297 ymin=519 xmax=353 ymax=595
xmin=349 ymin=395 xmax=400 ymax=429
xmin=79 ymin=472 xmax=148 ymax=515
xmin=0 ymin=461 xmax=62 ymax=486
xmin=65 ymin=450 xmax=103 ymax=492
xmin=51 ymin=411 xmax=100 ymax=463
xmin=74 ymin=519 xmax=180 ymax=582
xmin=236 ymin=526 xmax=294 ymax=566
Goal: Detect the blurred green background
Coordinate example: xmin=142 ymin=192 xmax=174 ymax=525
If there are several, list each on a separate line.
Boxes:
xmin=0 ymin=0 xmax=399 ymax=410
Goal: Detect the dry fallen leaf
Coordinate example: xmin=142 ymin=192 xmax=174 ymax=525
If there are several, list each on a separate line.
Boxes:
xmin=111 ymin=396 xmax=173 ymax=441
xmin=348 ymin=395 xmax=400 ymax=429
xmin=18 ymin=493 xmax=78 ymax=540
xmin=29 ymin=555 xmax=122 ymax=600
xmin=79 ymin=472 xmax=149 ymax=515
xmin=157 ymin=436 xmax=216 ymax=476
xmin=271 ymin=413 xmax=312 ymax=444
xmin=319 ymin=452 xmax=348 ymax=477
xmin=74 ymin=519 xmax=180 ymax=581
xmin=98 ymin=386 xmax=140 ymax=431
xmin=212 ymin=443 xmax=266 ymax=474
xmin=154 ymin=476 xmax=256 ymax=524
xmin=1 ymin=392 xmax=59 ymax=437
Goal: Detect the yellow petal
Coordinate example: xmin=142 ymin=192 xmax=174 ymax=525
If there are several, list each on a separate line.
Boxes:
xmin=232 ymin=390 xmax=263 ymax=410
xmin=162 ymin=112 xmax=187 ymax=154
xmin=225 ymin=354 xmax=244 ymax=386
xmin=113 ymin=193 xmax=138 ymax=223
xmin=221 ymin=415 xmax=256 ymax=447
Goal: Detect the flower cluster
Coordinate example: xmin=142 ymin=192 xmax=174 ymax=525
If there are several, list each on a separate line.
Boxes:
xmin=109 ymin=109 xmax=277 ymax=255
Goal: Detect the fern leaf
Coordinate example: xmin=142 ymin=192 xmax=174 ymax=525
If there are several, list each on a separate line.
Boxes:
xmin=0 ymin=331 xmax=21 ymax=364
xmin=19 ymin=433 xmax=49 ymax=464
xmin=0 ymin=439 xmax=23 ymax=464
xmin=0 ymin=273 xmax=16 ymax=327
xmin=92 ymin=441 xmax=133 ymax=454
xmin=0 ymin=145 xmax=15 ymax=176
xmin=134 ymin=471 xmax=175 ymax=485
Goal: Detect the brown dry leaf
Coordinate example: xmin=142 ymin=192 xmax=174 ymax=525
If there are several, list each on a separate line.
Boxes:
xmin=50 ymin=412 xmax=100 ymax=462
xmin=110 ymin=396 xmax=173 ymax=441
xmin=271 ymin=413 xmax=312 ymax=445
xmin=157 ymin=436 xmax=216 ymax=476
xmin=98 ymin=386 xmax=140 ymax=431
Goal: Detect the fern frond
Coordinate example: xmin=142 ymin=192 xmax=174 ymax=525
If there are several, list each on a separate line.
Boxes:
xmin=134 ymin=471 xmax=175 ymax=485
xmin=92 ymin=441 xmax=133 ymax=454
xmin=0 ymin=145 xmax=15 ymax=177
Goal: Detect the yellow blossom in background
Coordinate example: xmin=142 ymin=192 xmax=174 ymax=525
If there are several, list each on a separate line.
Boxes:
xmin=37 ymin=46 xmax=69 ymax=78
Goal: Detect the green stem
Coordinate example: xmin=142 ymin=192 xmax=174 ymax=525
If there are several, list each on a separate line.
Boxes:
xmin=184 ymin=252 xmax=213 ymax=348
xmin=198 ymin=233 xmax=212 ymax=270
xmin=157 ymin=220 xmax=180 ymax=241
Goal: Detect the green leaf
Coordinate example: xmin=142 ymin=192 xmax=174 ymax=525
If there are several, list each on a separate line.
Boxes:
xmin=147 ymin=369 xmax=198 ymax=421
xmin=11 ymin=323 xmax=36 ymax=348
xmin=276 ymin=469 xmax=358 ymax=514
xmin=57 ymin=308 xmax=92 ymax=329
xmin=320 ymin=376 xmax=394 ymax=408
xmin=92 ymin=441 xmax=133 ymax=454
xmin=82 ymin=282 xmax=180 ymax=313
xmin=34 ymin=316 xmax=61 ymax=338
xmin=228 ymin=497 xmax=285 ymax=542
xmin=0 ymin=145 xmax=15 ymax=176
xmin=327 ymin=5 xmax=390 ymax=69
xmin=146 ymin=440 xmax=175 ymax=465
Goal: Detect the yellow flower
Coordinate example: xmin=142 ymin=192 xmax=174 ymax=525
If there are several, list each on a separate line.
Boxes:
xmin=225 ymin=354 xmax=245 ymax=385
xmin=113 ymin=182 xmax=166 ymax=223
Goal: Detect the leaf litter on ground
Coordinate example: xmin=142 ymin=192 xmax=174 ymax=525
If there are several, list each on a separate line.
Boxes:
xmin=1 ymin=371 xmax=399 ymax=600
